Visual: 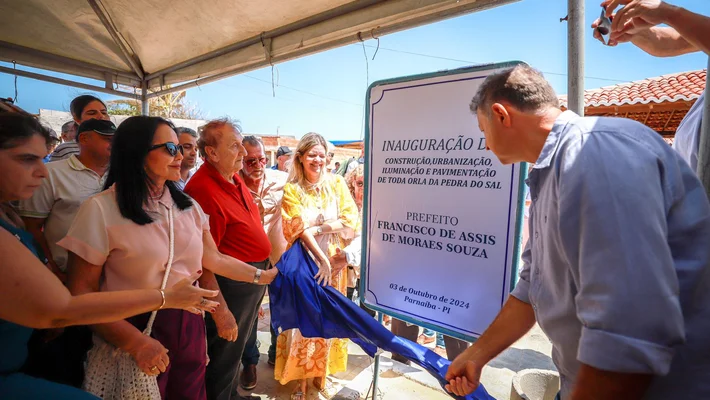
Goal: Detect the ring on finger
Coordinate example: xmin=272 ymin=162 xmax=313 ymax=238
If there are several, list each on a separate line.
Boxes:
xmin=150 ymin=366 xmax=158 ymax=372
xmin=200 ymin=298 xmax=207 ymax=307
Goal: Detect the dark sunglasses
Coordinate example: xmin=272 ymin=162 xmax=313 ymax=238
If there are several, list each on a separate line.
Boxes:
xmin=149 ymin=142 xmax=184 ymax=157
xmin=245 ymin=157 xmax=268 ymax=167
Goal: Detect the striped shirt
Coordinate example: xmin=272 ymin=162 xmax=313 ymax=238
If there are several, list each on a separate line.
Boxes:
xmin=49 ymin=141 xmax=80 ymax=162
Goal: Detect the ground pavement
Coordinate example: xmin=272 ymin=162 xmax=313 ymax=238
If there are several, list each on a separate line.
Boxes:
xmin=240 ymin=296 xmax=555 ymax=400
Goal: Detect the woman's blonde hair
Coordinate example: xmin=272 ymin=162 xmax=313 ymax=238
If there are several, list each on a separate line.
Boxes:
xmin=287 ymin=132 xmax=334 ymax=195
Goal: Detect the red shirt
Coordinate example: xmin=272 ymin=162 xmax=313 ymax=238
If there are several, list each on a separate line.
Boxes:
xmin=185 ymin=162 xmax=271 ymax=263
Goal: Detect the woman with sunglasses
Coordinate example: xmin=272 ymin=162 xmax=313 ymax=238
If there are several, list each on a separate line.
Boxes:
xmin=0 ymin=113 xmax=220 ymax=399
xmin=61 ymin=116 xmax=277 ymax=399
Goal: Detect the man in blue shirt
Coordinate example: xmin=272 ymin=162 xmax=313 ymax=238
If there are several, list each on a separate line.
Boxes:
xmin=445 ymin=64 xmax=710 ymax=400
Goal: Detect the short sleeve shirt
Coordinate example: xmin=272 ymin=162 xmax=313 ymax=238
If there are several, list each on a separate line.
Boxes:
xmin=185 ymin=162 xmax=271 ymax=263
xmin=58 ymin=185 xmax=210 ymax=292
xmin=511 ymin=111 xmax=710 ymax=399
xmin=16 ymin=155 xmax=107 ymax=271
xmin=673 ymin=90 xmax=705 ymax=171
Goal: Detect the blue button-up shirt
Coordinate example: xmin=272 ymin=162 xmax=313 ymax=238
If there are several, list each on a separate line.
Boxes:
xmin=511 ymin=111 xmax=710 ymax=399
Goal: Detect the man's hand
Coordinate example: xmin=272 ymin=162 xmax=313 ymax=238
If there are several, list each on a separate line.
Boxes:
xmin=212 ymin=308 xmax=238 ymax=342
xmin=603 ymin=0 xmax=671 ymax=40
xmin=329 ymin=248 xmax=348 ymax=276
xmin=259 ymin=268 xmax=279 ymax=285
xmin=445 ymin=357 xmax=482 ymax=396
xmin=592 ymin=13 xmax=650 ymax=46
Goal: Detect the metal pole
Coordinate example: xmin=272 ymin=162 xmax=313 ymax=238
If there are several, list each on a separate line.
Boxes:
xmin=567 ymin=0 xmax=585 ymax=116
xmin=696 ymin=58 xmax=710 ymax=197
xmin=0 ymin=65 xmax=140 ymax=99
xmin=141 ymin=79 xmax=149 ymax=115
xmin=370 ymin=312 xmax=383 ymax=399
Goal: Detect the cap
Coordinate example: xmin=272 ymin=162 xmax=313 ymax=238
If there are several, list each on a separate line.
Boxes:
xmin=276 ymin=146 xmax=292 ymax=158
xmin=77 ymin=119 xmax=116 ymax=137
xmin=47 ymin=128 xmax=60 ymax=143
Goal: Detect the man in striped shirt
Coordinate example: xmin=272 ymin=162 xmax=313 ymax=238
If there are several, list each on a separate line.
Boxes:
xmin=49 ymin=121 xmax=80 ymax=162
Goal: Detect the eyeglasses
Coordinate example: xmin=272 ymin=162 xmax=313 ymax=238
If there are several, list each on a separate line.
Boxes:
xmin=245 ymin=157 xmax=268 ymax=167
xmin=149 ymin=142 xmax=184 ymax=157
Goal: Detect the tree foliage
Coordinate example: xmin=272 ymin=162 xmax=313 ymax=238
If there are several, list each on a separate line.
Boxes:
xmin=107 ymin=88 xmax=204 ymax=119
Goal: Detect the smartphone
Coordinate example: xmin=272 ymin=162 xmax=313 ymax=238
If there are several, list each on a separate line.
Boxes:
xmin=597 ymin=7 xmax=612 ymax=36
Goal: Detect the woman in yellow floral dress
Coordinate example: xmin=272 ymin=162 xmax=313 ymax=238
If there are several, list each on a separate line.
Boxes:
xmin=275 ymin=132 xmax=358 ymax=399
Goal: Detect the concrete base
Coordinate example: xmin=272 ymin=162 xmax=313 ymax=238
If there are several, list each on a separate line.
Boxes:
xmin=510 ymin=368 xmax=560 ymax=400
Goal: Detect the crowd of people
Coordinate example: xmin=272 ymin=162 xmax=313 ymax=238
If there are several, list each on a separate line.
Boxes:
xmin=0 ymin=2 xmax=709 ymax=400
xmin=0 ymin=91 xmax=388 ymax=400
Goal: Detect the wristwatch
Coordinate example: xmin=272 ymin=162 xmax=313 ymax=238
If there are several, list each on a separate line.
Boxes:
xmin=316 ymin=226 xmax=323 ymax=235
xmin=253 ymin=268 xmax=262 ymax=284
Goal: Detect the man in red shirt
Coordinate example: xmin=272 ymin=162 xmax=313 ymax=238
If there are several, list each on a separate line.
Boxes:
xmin=185 ymin=119 xmax=276 ymax=400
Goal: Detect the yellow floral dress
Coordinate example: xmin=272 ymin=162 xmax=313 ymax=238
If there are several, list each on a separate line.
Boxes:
xmin=274 ymin=174 xmax=359 ymax=385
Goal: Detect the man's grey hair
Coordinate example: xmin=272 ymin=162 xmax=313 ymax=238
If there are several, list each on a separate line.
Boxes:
xmin=469 ymin=65 xmax=559 ymax=116
xmin=242 ymin=135 xmax=263 ymax=149
xmin=197 ymin=117 xmax=242 ymax=158
xmin=175 ymin=126 xmax=198 ymax=138
xmin=61 ymin=120 xmax=77 ymax=133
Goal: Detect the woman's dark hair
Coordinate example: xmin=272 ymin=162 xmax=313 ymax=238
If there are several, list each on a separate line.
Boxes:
xmin=0 ymin=113 xmax=52 ymax=150
xmin=70 ymin=95 xmax=106 ymax=120
xmin=104 ymin=116 xmax=193 ymax=225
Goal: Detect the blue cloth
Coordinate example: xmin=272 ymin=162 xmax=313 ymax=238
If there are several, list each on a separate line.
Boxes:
xmin=269 ymin=240 xmax=494 ymax=400
xmin=0 ymin=217 xmax=97 ymax=399
xmin=512 ymin=111 xmax=710 ymax=399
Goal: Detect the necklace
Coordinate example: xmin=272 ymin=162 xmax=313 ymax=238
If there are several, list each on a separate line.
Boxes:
xmin=149 ymin=186 xmax=166 ymax=201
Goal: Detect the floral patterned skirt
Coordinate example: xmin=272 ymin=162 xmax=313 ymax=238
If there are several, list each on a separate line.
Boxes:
xmin=274 ymin=269 xmax=349 ymax=385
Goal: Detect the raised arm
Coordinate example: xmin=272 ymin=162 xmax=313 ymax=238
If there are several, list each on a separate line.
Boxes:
xmin=598 ymin=0 xmax=710 ymax=56
xmin=0 ymin=229 xmax=217 ymax=330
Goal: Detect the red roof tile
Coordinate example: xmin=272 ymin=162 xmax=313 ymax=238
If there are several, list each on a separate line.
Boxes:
xmin=559 ymin=69 xmax=706 ymax=108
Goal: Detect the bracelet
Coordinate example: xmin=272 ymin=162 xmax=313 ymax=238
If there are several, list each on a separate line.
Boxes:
xmin=158 ymin=289 xmax=166 ymax=310
xmin=253 ymin=268 xmax=263 ymax=284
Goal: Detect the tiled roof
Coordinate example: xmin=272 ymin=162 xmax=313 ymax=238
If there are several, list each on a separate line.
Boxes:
xmin=559 ymin=69 xmax=705 ymax=108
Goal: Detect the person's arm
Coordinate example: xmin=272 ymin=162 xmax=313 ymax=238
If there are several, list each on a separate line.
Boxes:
xmin=663 ymin=4 xmax=710 ymax=56
xmin=0 ymin=229 xmax=217 ymax=329
xmin=201 ymin=230 xmax=277 ymax=284
xmin=66 ymin=253 xmax=175 ymax=376
xmin=601 ymin=0 xmax=709 ymax=55
xmin=280 ymin=182 xmax=332 ymax=286
xmin=21 ymin=216 xmax=65 ymax=281
xmin=198 ymin=271 xmax=238 ymax=342
xmin=446 ymin=240 xmax=536 ymax=396
xmin=626 ymin=27 xmax=696 ymax=57
xmin=16 ymin=171 xmax=63 ymax=278
xmin=570 ymin=364 xmax=654 ymax=400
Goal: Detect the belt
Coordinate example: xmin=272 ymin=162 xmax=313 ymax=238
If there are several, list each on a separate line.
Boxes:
xmin=248 ymin=258 xmax=271 ymax=270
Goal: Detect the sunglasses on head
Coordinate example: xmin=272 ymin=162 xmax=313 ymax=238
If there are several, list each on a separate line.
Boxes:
xmin=245 ymin=157 xmax=268 ymax=167
xmin=150 ymin=142 xmax=184 ymax=157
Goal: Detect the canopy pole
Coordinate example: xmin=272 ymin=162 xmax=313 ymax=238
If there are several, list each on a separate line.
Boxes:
xmin=0 ymin=65 xmax=139 ymax=99
xmin=567 ymin=0 xmax=585 ymax=116
xmin=87 ymin=0 xmax=145 ymax=79
xmin=696 ymin=58 xmax=710 ymax=197
xmin=141 ymin=79 xmax=149 ymax=115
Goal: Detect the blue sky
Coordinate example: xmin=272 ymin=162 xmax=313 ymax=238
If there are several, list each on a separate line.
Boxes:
xmin=1 ymin=0 xmax=708 ymax=141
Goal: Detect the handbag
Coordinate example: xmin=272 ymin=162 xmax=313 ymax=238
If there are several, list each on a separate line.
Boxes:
xmin=83 ymin=207 xmax=175 ymax=399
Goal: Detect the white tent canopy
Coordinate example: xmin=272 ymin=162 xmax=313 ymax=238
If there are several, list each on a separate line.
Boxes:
xmin=0 ymin=0 xmax=517 ymax=100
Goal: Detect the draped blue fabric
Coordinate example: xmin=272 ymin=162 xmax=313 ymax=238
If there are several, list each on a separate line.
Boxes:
xmin=269 ymin=240 xmax=494 ymax=400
